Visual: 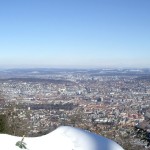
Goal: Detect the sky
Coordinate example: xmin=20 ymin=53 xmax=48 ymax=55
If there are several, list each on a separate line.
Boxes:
xmin=0 ymin=0 xmax=150 ymax=68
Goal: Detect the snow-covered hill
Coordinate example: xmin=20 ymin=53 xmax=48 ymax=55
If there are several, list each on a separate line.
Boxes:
xmin=0 ymin=126 xmax=124 ymax=150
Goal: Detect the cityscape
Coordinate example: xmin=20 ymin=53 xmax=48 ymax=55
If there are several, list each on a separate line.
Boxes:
xmin=0 ymin=68 xmax=150 ymax=149
xmin=0 ymin=0 xmax=150 ymax=150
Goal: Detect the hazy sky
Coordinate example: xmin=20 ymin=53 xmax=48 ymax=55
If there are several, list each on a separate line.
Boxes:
xmin=0 ymin=0 xmax=150 ymax=68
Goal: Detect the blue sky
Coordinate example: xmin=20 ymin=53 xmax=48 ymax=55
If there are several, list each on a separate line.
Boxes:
xmin=0 ymin=0 xmax=150 ymax=68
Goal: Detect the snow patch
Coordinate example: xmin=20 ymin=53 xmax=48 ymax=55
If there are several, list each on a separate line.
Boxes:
xmin=0 ymin=126 xmax=124 ymax=150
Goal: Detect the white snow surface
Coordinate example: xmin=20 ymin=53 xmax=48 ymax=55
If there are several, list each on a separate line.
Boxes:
xmin=0 ymin=126 xmax=124 ymax=150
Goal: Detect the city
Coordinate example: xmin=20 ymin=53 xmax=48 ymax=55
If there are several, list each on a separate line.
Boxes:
xmin=0 ymin=0 xmax=150 ymax=149
xmin=0 ymin=68 xmax=150 ymax=149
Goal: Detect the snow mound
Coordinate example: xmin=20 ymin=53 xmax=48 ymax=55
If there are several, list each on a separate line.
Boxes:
xmin=0 ymin=126 xmax=124 ymax=150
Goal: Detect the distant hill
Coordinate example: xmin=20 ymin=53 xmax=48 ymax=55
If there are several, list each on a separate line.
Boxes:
xmin=135 ymin=76 xmax=150 ymax=81
xmin=0 ymin=78 xmax=74 ymax=84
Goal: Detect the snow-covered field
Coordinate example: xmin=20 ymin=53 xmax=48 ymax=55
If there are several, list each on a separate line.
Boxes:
xmin=0 ymin=126 xmax=124 ymax=150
